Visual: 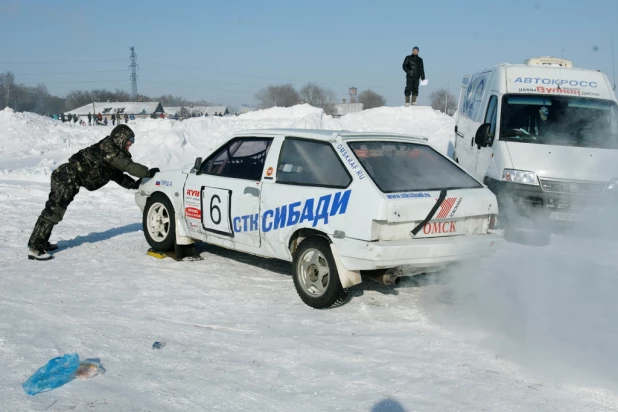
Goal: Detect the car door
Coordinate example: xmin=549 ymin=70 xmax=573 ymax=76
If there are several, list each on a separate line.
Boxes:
xmin=183 ymin=137 xmax=273 ymax=248
xmin=259 ymin=137 xmax=353 ymax=247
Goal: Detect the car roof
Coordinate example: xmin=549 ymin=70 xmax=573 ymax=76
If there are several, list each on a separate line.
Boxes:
xmin=232 ymin=128 xmax=429 ymax=144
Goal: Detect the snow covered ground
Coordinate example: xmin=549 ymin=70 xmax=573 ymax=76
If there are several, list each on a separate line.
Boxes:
xmin=1 ymin=106 xmax=617 ymax=411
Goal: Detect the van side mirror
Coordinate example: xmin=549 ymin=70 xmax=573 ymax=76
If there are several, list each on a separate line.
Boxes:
xmin=474 ymin=123 xmax=494 ymax=148
xmin=192 ymin=157 xmax=203 ymax=174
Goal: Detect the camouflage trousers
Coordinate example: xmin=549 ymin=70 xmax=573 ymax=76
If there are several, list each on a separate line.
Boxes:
xmin=28 ymin=163 xmax=80 ymax=250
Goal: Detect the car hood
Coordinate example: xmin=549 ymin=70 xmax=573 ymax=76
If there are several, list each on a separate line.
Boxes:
xmin=505 ymin=141 xmax=618 ymax=182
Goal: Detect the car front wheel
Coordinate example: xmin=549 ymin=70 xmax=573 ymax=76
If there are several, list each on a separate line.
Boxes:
xmin=143 ymin=194 xmax=176 ymax=252
xmin=293 ymin=237 xmax=346 ymax=309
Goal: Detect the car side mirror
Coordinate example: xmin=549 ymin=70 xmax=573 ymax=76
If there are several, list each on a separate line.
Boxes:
xmin=192 ymin=157 xmax=203 ymax=174
xmin=474 ymin=123 xmax=494 ymax=148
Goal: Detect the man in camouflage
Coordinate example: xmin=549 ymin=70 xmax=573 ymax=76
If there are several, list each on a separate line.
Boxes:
xmin=28 ymin=124 xmax=160 ymax=261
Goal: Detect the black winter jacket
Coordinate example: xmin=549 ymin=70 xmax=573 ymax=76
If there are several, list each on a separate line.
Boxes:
xmin=68 ymin=134 xmax=149 ymax=191
xmin=402 ymin=54 xmax=425 ymax=80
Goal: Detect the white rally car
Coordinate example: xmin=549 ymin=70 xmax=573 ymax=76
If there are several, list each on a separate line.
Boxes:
xmin=135 ymin=129 xmax=502 ymax=309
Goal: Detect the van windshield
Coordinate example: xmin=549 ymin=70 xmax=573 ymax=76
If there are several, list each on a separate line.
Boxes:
xmin=347 ymin=141 xmax=483 ymax=193
xmin=500 ymin=95 xmax=618 ymax=149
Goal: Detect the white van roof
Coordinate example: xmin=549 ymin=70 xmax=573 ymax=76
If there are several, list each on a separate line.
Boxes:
xmin=463 ymin=58 xmax=615 ymax=101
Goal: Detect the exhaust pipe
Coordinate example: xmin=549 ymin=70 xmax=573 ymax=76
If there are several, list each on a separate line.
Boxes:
xmin=366 ymin=271 xmax=401 ymax=286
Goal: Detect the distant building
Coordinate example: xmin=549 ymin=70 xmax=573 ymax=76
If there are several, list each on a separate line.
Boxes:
xmin=333 ymin=99 xmax=364 ymax=117
xmin=164 ymin=105 xmax=209 ymax=118
xmin=66 ymin=101 xmax=164 ymax=120
xmin=205 ymin=106 xmax=229 ymax=116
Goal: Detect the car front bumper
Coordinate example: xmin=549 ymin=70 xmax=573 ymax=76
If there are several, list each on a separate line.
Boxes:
xmin=333 ymin=233 xmax=503 ymax=271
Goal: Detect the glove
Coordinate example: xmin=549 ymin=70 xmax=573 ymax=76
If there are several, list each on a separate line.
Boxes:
xmin=147 ymin=168 xmax=160 ymax=178
xmin=129 ymin=178 xmax=142 ymax=190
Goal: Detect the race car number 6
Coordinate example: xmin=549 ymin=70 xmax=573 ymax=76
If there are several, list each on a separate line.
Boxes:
xmin=201 ymin=187 xmax=232 ymax=235
xmin=210 ymin=195 xmax=222 ymax=225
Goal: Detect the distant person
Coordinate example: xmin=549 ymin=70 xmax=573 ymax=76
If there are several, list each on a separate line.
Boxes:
xmin=124 ymin=113 xmax=129 ymax=123
xmin=402 ymin=46 xmax=426 ymax=106
xmin=72 ymin=114 xmax=78 ymax=123
xmin=111 ymin=113 xmax=116 ymax=126
xmin=61 ymin=113 xmax=66 ymax=123
xmin=214 ymin=112 xmax=218 ymax=116
xmin=88 ymin=112 xmax=92 ymax=125
xmin=104 ymin=117 xmax=108 ymax=126
xmin=27 ymin=125 xmax=160 ymax=261
xmin=97 ymin=113 xmax=103 ymax=123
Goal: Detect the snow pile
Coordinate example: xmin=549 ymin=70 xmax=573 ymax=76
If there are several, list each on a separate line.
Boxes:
xmin=0 ymin=104 xmax=455 ymax=180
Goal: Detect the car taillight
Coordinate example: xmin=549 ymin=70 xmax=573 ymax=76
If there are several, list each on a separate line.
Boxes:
xmin=489 ymin=214 xmax=498 ymax=230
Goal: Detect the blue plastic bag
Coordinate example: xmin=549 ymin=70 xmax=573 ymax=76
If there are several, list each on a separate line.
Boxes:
xmin=22 ymin=353 xmax=80 ymax=395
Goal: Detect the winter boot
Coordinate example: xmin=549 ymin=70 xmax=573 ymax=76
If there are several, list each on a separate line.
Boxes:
xmin=28 ymin=248 xmax=54 ymax=261
xmin=405 ymin=96 xmax=410 ymax=107
xmin=412 ymin=95 xmax=418 ymax=105
xmin=45 ymin=242 xmax=58 ymax=251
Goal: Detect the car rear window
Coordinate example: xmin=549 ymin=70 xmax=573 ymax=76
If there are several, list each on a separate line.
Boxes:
xmin=347 ymin=141 xmax=482 ymax=193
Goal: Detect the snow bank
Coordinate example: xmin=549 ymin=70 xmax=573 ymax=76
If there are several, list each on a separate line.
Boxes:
xmin=0 ymin=104 xmax=455 ymax=181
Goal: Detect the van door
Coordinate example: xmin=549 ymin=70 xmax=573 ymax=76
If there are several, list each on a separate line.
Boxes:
xmin=455 ymin=72 xmax=491 ymax=174
xmin=474 ymin=94 xmax=499 ymax=181
xmin=455 ymin=75 xmax=474 ymax=170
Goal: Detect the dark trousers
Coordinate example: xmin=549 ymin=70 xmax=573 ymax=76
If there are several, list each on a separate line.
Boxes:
xmin=405 ymin=77 xmax=420 ymax=97
xmin=28 ymin=164 xmax=80 ymax=249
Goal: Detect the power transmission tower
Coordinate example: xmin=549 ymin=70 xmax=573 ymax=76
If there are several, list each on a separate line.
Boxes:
xmin=129 ymin=47 xmax=139 ymax=101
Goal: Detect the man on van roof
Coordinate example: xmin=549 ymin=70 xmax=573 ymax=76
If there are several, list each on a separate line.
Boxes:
xmin=402 ymin=46 xmax=426 ymax=107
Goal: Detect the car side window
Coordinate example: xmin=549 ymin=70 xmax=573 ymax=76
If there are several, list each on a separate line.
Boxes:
xmin=200 ymin=138 xmax=272 ymax=181
xmin=485 ymin=95 xmax=498 ymax=136
xmin=276 ymin=138 xmax=351 ymax=188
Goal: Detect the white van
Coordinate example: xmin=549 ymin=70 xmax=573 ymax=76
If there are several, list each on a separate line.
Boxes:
xmin=453 ymin=56 xmax=618 ymax=243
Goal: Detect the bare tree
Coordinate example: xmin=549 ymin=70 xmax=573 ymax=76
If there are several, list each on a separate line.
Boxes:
xmin=255 ymin=83 xmax=300 ymax=108
xmin=358 ymin=90 xmax=386 ymax=109
xmin=0 ymin=72 xmax=16 ymax=109
xmin=299 ymin=82 xmax=337 ymax=114
xmin=178 ymin=106 xmax=190 ymax=118
xmin=429 ymin=88 xmax=457 ymax=115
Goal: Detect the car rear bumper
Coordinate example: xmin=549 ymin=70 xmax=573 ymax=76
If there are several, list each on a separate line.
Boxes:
xmin=333 ymin=233 xmax=503 ymax=271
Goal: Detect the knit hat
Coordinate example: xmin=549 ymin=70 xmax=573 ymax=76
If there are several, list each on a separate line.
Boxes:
xmin=413 ymin=46 xmax=419 ymax=52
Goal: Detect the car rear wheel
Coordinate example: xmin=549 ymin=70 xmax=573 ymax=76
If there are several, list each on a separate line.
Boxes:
xmin=143 ymin=194 xmax=176 ymax=252
xmin=293 ymin=237 xmax=346 ymax=309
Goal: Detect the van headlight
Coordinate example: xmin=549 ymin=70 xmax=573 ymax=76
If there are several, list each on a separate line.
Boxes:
xmin=607 ymin=178 xmax=618 ymax=191
xmin=501 ymin=169 xmax=539 ymax=186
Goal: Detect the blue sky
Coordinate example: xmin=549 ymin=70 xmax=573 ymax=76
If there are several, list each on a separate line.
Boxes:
xmin=1 ymin=0 xmax=617 ymax=108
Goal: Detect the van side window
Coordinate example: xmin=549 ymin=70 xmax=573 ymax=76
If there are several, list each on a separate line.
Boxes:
xmin=485 ymin=95 xmax=498 ymax=136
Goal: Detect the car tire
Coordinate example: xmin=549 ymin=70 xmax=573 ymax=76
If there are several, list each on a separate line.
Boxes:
xmin=293 ymin=237 xmax=346 ymax=309
xmin=143 ymin=193 xmax=176 ymax=252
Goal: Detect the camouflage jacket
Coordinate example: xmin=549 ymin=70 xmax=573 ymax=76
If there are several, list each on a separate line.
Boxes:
xmin=68 ymin=134 xmax=149 ymax=191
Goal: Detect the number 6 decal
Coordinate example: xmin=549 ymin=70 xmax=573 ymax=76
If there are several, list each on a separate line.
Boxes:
xmin=210 ymin=195 xmax=222 ymax=225
xmin=201 ymin=187 xmax=233 ymax=236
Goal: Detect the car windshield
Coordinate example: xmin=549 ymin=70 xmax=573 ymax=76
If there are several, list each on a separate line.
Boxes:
xmin=500 ymin=95 xmax=618 ymax=149
xmin=347 ymin=141 xmax=482 ymax=193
